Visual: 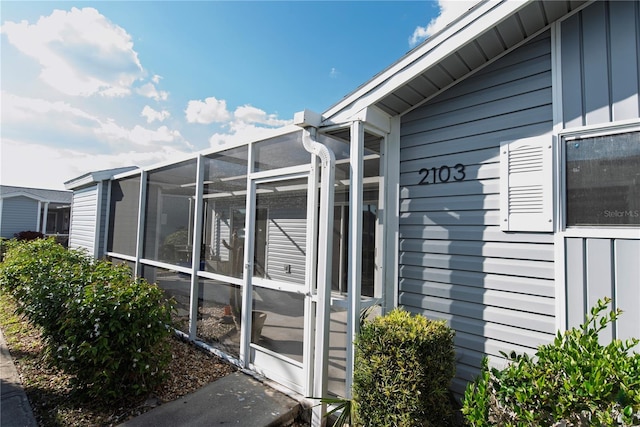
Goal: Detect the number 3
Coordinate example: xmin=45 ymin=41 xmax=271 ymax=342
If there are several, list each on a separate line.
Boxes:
xmin=453 ymin=163 xmax=466 ymax=181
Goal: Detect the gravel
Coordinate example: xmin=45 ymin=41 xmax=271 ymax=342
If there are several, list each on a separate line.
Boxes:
xmin=0 ymin=294 xmax=236 ymax=426
xmin=1 ymin=293 xmax=310 ymax=426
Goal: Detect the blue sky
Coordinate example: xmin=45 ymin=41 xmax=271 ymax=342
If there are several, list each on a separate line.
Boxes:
xmin=1 ymin=1 xmax=475 ymax=190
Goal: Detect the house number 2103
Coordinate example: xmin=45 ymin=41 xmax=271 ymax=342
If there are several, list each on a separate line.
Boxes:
xmin=418 ymin=164 xmax=466 ymax=185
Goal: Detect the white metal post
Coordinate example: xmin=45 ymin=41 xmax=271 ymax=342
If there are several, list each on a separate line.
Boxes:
xmin=41 ymin=202 xmax=49 ymax=235
xmin=385 ymin=116 xmax=401 ymax=311
xmin=135 ymin=170 xmax=147 ymax=278
xmin=240 ymin=143 xmax=256 ymax=368
xmin=301 ymin=128 xmax=335 ymax=427
xmin=189 ymin=155 xmax=205 ymax=339
xmin=346 ymin=120 xmax=364 ymax=398
xmin=304 ymin=154 xmax=320 ymax=395
xmin=36 ymin=201 xmax=42 ymax=235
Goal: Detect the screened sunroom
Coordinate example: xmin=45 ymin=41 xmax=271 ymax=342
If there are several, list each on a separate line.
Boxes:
xmin=104 ymin=118 xmax=396 ymax=410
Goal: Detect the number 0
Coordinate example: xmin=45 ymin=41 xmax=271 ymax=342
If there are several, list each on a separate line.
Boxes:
xmin=438 ymin=166 xmax=450 ymax=182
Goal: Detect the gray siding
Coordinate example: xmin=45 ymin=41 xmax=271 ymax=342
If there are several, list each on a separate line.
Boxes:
xmin=561 ymin=1 xmax=640 ymax=127
xmin=399 ymin=33 xmax=555 ymax=395
xmin=560 ymin=1 xmax=640 ymax=349
xmin=566 ymin=238 xmax=640 ymax=345
xmin=265 ymin=208 xmax=307 ymax=285
xmin=0 ymin=196 xmax=39 ymax=238
xmin=68 ymin=185 xmax=99 ymax=256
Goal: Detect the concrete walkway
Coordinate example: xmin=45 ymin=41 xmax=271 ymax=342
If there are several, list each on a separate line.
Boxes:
xmin=117 ymin=372 xmax=304 ymax=427
xmin=0 ymin=328 xmax=38 ymax=427
xmin=1 ymin=327 xmax=304 ymax=427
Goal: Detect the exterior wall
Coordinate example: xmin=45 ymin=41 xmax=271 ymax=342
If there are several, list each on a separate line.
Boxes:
xmin=68 ymin=185 xmax=99 ymax=256
xmin=0 ymin=196 xmax=39 ymax=238
xmin=566 ymin=238 xmax=640 ymax=343
xmin=561 ymin=1 xmax=640 ymax=128
xmin=560 ymin=1 xmax=640 ymax=339
xmin=398 ymin=33 xmax=556 ymax=395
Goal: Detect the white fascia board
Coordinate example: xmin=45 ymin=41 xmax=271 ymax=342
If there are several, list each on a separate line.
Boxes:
xmin=65 ymin=166 xmax=137 ymax=189
xmin=64 ymin=173 xmax=95 ymax=190
xmin=113 ymin=168 xmax=142 ymax=181
xmin=322 ymin=0 xmax=531 ymax=124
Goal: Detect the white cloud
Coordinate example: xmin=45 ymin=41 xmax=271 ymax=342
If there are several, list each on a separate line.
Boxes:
xmin=330 ymin=67 xmax=339 ymax=79
xmin=0 ymin=7 xmax=143 ymax=97
xmin=207 ymin=106 xmax=292 ymax=147
xmin=233 ymin=105 xmax=290 ymax=127
xmin=2 ymin=92 xmax=187 ymax=151
xmin=185 ymin=96 xmax=231 ymax=124
xmin=409 ymin=1 xmax=481 ymax=47
xmin=137 ymin=82 xmax=169 ymax=101
xmin=208 ymin=123 xmax=276 ymax=147
xmin=96 ymin=120 xmax=185 ymax=148
xmin=0 ymin=138 xmax=189 ymax=190
xmin=2 ymin=91 xmax=94 ymax=124
xmin=141 ymin=105 xmax=170 ymax=123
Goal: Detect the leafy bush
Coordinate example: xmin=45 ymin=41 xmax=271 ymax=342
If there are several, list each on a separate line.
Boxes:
xmin=0 ymin=238 xmax=88 ymax=343
xmin=0 ymin=238 xmax=174 ymax=399
xmin=462 ymin=297 xmax=640 ymax=426
xmin=55 ymin=262 xmax=173 ymax=398
xmin=353 ymin=308 xmax=456 ymax=426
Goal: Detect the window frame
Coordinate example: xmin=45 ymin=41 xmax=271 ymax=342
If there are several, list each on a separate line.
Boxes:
xmin=559 ymin=120 xmax=640 ymax=234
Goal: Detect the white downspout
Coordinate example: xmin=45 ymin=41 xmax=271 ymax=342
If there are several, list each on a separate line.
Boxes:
xmin=301 ymin=127 xmax=335 ymax=427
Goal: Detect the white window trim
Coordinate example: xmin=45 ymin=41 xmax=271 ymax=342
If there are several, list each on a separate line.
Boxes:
xmin=558 ymin=120 xmax=640 ymax=235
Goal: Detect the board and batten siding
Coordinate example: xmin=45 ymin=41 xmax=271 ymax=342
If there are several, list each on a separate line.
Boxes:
xmin=68 ymin=185 xmax=99 ymax=256
xmin=561 ymin=0 xmax=640 ymax=128
xmin=566 ymin=238 xmax=640 ymax=344
xmin=0 ymin=196 xmax=39 ymax=238
xmin=560 ymin=1 xmax=640 ymax=342
xmin=399 ymin=33 xmax=555 ymax=395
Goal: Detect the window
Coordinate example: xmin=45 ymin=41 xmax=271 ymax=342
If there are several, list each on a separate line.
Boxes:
xmin=143 ymin=160 xmax=198 ymax=265
xmin=107 ymin=175 xmax=140 ymax=256
xmin=565 ymin=130 xmax=640 ymax=227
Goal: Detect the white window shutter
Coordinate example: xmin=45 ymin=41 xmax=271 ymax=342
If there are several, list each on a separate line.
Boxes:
xmin=500 ymin=135 xmax=553 ymax=232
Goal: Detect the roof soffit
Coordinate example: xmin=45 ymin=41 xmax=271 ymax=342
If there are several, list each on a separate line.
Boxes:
xmin=322 ymin=0 xmax=590 ymax=125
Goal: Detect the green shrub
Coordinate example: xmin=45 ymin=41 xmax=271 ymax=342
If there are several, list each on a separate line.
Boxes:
xmin=55 ymin=261 xmax=173 ymax=399
xmin=462 ymin=297 xmax=640 ymax=426
xmin=0 ymin=238 xmax=88 ymax=343
xmin=0 ymin=238 xmax=174 ymax=400
xmin=353 ymin=308 xmax=456 ymax=426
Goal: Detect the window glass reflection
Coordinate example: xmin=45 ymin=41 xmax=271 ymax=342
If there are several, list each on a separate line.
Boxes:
xmin=201 ymin=147 xmax=248 ymax=278
xmin=254 ymin=178 xmax=308 ymax=284
xmin=197 ymin=277 xmax=242 ymax=358
xmin=252 ymin=287 xmax=304 ymax=363
xmin=566 ymin=131 xmax=640 ymax=226
xmin=142 ymin=265 xmax=191 ymax=335
xmin=143 ymin=160 xmax=198 ymax=265
xmin=253 ymin=131 xmax=310 ymax=172
xmin=108 ymin=176 xmax=140 ymax=256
